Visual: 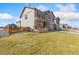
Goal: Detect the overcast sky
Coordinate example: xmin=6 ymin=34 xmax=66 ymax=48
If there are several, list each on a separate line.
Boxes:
xmin=0 ymin=3 xmax=79 ymax=28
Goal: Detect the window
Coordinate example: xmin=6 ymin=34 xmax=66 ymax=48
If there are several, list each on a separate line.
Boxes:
xmin=25 ymin=14 xmax=27 ymax=19
xmin=37 ymin=11 xmax=41 ymax=18
xmin=48 ymin=15 xmax=51 ymax=20
xmin=42 ymin=16 xmax=45 ymax=19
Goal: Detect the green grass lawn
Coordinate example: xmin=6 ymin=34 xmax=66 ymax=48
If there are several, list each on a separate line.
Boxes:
xmin=0 ymin=32 xmax=79 ymax=55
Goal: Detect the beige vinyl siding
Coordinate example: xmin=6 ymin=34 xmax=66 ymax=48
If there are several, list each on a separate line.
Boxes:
xmin=21 ymin=8 xmax=35 ymax=29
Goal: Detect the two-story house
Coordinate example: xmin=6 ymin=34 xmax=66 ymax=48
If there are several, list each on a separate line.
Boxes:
xmin=16 ymin=7 xmax=60 ymax=32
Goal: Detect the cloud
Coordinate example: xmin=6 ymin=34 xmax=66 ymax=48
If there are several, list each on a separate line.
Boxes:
xmin=0 ymin=13 xmax=13 ymax=20
xmin=15 ymin=17 xmax=20 ymax=21
xmin=54 ymin=4 xmax=79 ymax=26
xmin=36 ymin=5 xmax=48 ymax=11
xmin=0 ymin=24 xmax=5 ymax=27
xmin=36 ymin=4 xmax=79 ymax=21
xmin=54 ymin=11 xmax=79 ymax=20
xmin=75 ymin=23 xmax=79 ymax=27
xmin=56 ymin=4 xmax=76 ymax=12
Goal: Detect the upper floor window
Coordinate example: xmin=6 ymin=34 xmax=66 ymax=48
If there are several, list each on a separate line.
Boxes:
xmin=25 ymin=14 xmax=27 ymax=19
xmin=48 ymin=15 xmax=51 ymax=20
xmin=42 ymin=16 xmax=45 ymax=19
xmin=37 ymin=11 xmax=41 ymax=18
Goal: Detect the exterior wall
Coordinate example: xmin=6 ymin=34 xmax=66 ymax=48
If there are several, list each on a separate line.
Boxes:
xmin=20 ymin=8 xmax=35 ymax=29
xmin=55 ymin=17 xmax=60 ymax=30
xmin=34 ymin=10 xmax=49 ymax=31
xmin=46 ymin=13 xmax=55 ymax=31
xmin=16 ymin=21 xmax=21 ymax=27
xmin=48 ymin=24 xmax=55 ymax=31
xmin=34 ymin=11 xmax=60 ymax=31
xmin=20 ymin=7 xmax=60 ymax=32
xmin=34 ymin=9 xmax=46 ymax=21
xmin=47 ymin=13 xmax=55 ymax=20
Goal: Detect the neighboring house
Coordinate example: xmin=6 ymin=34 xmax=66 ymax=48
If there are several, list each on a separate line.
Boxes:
xmin=16 ymin=7 xmax=60 ymax=32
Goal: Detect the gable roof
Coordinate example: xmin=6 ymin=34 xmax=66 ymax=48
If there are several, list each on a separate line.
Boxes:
xmin=20 ymin=7 xmax=39 ymax=18
xmin=20 ymin=7 xmax=56 ymax=18
xmin=20 ymin=7 xmax=26 ymax=18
